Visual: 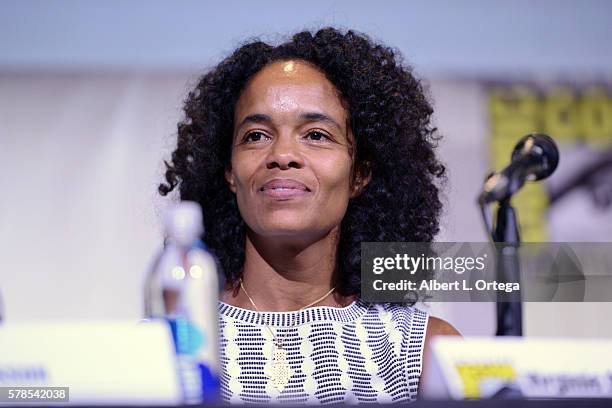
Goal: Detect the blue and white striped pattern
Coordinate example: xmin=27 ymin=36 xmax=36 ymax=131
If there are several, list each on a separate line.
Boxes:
xmin=218 ymin=299 xmax=428 ymax=404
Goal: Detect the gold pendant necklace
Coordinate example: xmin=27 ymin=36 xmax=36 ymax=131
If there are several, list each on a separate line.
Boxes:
xmin=239 ymin=278 xmax=336 ymax=392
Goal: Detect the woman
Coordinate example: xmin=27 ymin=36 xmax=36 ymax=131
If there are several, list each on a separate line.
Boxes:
xmin=160 ymin=27 xmax=459 ymax=404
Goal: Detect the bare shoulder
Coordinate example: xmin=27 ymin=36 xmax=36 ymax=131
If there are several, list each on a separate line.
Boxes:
xmin=426 ymin=316 xmax=461 ymax=337
xmin=418 ymin=316 xmax=461 ymax=396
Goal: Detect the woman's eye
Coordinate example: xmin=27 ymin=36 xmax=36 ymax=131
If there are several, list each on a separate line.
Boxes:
xmin=243 ymin=131 xmax=267 ymax=143
xmin=306 ymin=131 xmax=330 ymax=142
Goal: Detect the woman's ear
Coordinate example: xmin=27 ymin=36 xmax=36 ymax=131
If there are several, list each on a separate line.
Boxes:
xmin=224 ymin=168 xmax=236 ymax=193
xmin=350 ymin=160 xmax=372 ymax=198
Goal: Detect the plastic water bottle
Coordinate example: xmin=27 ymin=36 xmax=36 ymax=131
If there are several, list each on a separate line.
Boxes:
xmin=144 ymin=201 xmax=221 ymax=404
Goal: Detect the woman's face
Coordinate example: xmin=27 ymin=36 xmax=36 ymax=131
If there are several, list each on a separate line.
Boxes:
xmin=225 ymin=60 xmax=364 ymax=242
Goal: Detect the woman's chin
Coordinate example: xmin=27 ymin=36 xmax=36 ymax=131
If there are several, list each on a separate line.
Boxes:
xmin=250 ymin=221 xmax=334 ymax=241
xmin=259 ymin=224 xmax=316 ymax=237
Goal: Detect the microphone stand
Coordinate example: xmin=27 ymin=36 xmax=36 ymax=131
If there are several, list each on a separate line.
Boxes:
xmin=478 ymin=133 xmax=560 ymax=336
xmin=491 ymin=198 xmax=523 ymax=336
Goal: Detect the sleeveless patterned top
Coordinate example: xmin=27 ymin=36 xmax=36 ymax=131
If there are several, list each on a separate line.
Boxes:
xmin=218 ymin=298 xmax=429 ymax=404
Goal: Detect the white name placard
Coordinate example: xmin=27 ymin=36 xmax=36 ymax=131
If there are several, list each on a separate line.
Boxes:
xmin=422 ymin=337 xmax=612 ymax=399
xmin=0 ymin=320 xmax=181 ymax=405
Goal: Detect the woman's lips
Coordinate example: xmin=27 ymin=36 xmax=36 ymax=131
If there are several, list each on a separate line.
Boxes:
xmin=259 ymin=178 xmax=311 ymax=199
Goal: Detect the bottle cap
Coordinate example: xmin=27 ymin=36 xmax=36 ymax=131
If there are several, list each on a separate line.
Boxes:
xmin=164 ymin=201 xmax=204 ymax=245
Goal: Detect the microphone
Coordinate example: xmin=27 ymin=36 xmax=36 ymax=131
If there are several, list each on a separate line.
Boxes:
xmin=479 ymin=133 xmax=559 ymax=205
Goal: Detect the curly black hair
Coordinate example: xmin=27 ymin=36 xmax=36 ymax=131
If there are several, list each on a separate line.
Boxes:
xmin=160 ymin=27 xmax=445 ymax=296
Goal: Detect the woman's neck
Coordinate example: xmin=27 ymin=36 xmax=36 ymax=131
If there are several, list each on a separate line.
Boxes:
xmin=220 ymin=226 xmax=356 ymax=311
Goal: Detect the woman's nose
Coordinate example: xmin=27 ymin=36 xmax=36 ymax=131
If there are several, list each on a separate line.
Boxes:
xmin=265 ymin=134 xmax=304 ymax=170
